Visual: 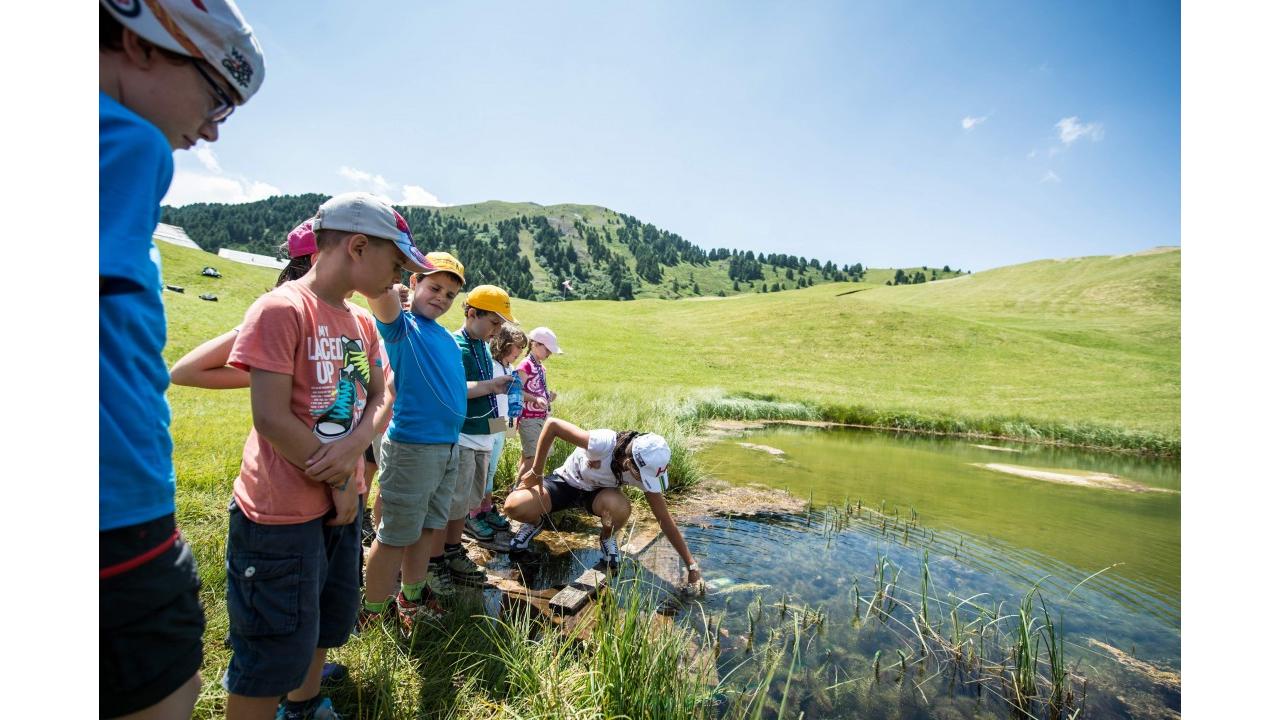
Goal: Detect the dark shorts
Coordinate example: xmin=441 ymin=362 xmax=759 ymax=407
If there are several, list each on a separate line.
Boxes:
xmin=543 ymin=475 xmax=606 ymax=515
xmin=100 ymin=513 xmax=205 ymax=719
xmin=222 ymin=500 xmax=362 ymax=698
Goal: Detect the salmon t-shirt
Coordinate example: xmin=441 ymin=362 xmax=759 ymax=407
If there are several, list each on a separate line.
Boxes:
xmin=228 ymin=282 xmax=382 ymax=524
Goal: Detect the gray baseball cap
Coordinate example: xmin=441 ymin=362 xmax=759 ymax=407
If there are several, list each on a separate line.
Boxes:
xmin=313 ymin=192 xmax=432 ymax=273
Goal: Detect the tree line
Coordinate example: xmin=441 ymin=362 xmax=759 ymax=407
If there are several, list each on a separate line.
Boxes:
xmin=161 ymin=194 xmax=885 ymax=301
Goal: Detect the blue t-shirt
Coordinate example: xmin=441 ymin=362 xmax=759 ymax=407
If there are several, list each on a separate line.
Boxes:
xmin=99 ymin=91 xmax=176 ymax=531
xmin=377 ymin=311 xmax=467 ymax=443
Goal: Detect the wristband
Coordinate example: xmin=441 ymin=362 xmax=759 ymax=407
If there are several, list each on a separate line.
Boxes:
xmin=686 ymin=562 xmax=699 ymax=573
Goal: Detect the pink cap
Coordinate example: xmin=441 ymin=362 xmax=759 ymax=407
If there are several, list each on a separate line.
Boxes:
xmin=287 ymin=218 xmax=317 ymax=258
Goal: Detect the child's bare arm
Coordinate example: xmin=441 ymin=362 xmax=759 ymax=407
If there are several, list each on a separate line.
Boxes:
xmin=371 ymin=375 xmax=395 ymax=433
xmin=518 ymin=417 xmax=589 ymax=487
xmin=366 ymin=284 xmax=406 ymax=324
xmin=644 ymin=491 xmax=701 ymax=587
xmin=249 ymin=368 xmax=325 ymax=475
xmin=170 ymin=329 xmax=248 ymax=389
xmin=467 ymin=375 xmax=513 ymax=398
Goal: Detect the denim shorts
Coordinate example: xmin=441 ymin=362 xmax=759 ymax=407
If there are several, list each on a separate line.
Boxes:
xmin=376 ymin=439 xmax=458 ymax=545
xmin=100 ymin=513 xmax=205 ymax=718
xmin=222 ymin=500 xmax=362 ymax=698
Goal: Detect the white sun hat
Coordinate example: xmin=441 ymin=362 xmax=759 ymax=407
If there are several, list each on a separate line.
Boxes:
xmin=528 ymin=326 xmax=564 ymax=354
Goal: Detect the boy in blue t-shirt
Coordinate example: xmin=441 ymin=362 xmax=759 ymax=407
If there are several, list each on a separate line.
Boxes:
xmin=363 ymin=252 xmax=511 ymax=629
xmin=99 ymin=2 xmax=264 ymax=718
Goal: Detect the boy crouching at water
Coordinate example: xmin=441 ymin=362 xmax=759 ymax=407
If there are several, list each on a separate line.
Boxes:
xmin=223 ymin=192 xmax=429 ymax=720
xmin=362 ymin=253 xmax=473 ymax=625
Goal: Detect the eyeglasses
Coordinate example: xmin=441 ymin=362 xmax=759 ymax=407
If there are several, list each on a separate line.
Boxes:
xmin=190 ymin=60 xmax=236 ymax=124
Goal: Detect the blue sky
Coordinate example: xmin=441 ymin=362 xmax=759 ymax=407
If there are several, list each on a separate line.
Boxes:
xmin=165 ymin=0 xmax=1180 ymax=271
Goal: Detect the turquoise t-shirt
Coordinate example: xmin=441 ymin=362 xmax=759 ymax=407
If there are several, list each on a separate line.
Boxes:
xmin=99 ymin=91 xmax=176 ymax=531
xmin=377 ymin=311 xmax=467 ymax=443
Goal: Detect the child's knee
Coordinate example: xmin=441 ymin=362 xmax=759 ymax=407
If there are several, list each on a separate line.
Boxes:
xmin=505 ymin=490 xmax=541 ymax=522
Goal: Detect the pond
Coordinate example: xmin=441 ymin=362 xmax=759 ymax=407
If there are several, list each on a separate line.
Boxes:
xmin=675 ymin=424 xmax=1181 ymax=719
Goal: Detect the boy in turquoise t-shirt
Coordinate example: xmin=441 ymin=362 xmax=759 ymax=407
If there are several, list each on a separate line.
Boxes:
xmin=99 ymin=2 xmax=264 ymax=717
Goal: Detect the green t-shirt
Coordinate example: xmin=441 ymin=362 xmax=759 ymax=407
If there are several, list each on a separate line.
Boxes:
xmin=454 ymin=328 xmax=496 ymax=436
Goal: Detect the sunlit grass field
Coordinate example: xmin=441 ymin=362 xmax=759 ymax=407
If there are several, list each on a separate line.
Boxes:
xmin=158 ymin=240 xmax=1179 ymax=716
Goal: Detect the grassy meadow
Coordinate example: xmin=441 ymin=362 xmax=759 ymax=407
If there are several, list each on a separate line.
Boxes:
xmin=158 ymin=239 xmax=1179 ymax=717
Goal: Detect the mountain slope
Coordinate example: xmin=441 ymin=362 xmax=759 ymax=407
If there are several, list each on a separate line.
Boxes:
xmin=161 ymin=196 xmax=962 ymax=301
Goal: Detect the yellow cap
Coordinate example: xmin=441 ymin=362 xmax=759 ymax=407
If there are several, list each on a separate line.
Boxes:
xmin=423 ymin=251 xmax=465 ymax=284
xmin=467 ymin=285 xmax=516 ymax=323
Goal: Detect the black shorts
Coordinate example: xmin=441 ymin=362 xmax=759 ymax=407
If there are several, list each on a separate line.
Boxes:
xmin=100 ymin=513 xmax=205 ymax=718
xmin=364 ymin=443 xmax=377 ymax=464
xmin=543 ymin=475 xmax=606 ymax=514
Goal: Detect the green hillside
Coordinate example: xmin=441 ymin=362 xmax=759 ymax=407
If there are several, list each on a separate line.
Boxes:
xmin=161 ymin=240 xmax=1179 ymax=467
xmin=161 ymin=196 xmax=963 ymax=302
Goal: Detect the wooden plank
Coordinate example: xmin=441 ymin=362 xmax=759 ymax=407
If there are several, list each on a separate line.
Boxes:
xmin=549 ymin=586 xmax=593 ymax=614
xmin=548 ymin=568 xmax=609 ymax=614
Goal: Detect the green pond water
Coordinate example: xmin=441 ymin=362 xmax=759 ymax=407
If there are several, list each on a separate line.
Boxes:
xmin=673 ymin=425 xmax=1181 ymax=719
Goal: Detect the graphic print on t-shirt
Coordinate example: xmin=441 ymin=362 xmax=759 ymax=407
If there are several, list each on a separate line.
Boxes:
xmin=310 ymin=329 xmax=372 ymax=441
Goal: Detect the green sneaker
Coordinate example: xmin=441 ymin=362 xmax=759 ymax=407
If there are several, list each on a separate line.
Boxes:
xmin=482 ymin=508 xmax=510 ymax=531
xmin=463 ymin=514 xmax=496 ymax=540
xmin=444 ymin=546 xmax=486 ymax=587
xmin=426 ymin=560 xmax=456 ymax=598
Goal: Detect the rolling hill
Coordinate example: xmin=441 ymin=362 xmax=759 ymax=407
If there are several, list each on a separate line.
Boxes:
xmin=160 ymin=196 xmax=964 ymax=301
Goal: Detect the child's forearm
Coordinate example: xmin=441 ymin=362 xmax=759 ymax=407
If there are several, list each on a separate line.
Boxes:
xmin=254 ymin=406 xmax=324 ymax=471
xmin=367 ymin=287 xmax=404 ymax=324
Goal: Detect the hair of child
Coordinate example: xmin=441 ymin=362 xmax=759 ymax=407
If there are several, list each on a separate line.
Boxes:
xmin=274 ymin=241 xmax=312 ymax=287
xmin=99 ymin=6 xmax=190 ymax=64
xmin=488 ymin=324 xmax=528 ymax=361
xmin=609 ymin=430 xmax=642 ymax=482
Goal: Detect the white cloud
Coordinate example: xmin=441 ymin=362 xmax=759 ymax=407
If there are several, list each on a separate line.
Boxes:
xmin=1056 ymin=116 xmax=1104 ymax=145
xmin=961 ymin=115 xmax=987 ymax=131
xmin=401 ymin=184 xmax=447 ymax=207
xmin=338 ymin=165 xmax=392 ymax=193
xmin=163 ymin=171 xmax=282 ymax=206
xmin=1040 ymin=170 xmax=1061 ymax=184
xmin=193 ymin=145 xmax=221 ymax=173
xmin=161 ymin=143 xmax=281 ymax=206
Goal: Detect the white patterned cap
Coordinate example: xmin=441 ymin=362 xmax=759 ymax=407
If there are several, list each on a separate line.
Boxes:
xmin=101 ymin=0 xmax=266 ymax=102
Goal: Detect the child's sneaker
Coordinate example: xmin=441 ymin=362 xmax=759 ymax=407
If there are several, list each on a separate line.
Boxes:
xmin=396 ymin=590 xmax=445 ymax=634
xmin=600 ymin=536 xmax=621 ymax=571
xmin=320 ymin=662 xmax=348 ymax=686
xmin=275 ymin=696 xmax=341 ymax=720
xmin=509 ymin=517 xmax=545 ymax=552
xmin=426 ymin=561 xmax=456 ymax=598
xmin=356 ymin=602 xmax=394 ymax=632
xmin=443 ymin=545 xmax=486 ymax=587
xmin=463 ymin=513 xmax=496 ymax=540
xmin=482 ymin=508 xmax=510 ymax=531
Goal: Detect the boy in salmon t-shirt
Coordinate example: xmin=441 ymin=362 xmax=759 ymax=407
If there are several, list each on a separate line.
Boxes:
xmin=222 ymin=192 xmax=430 ymax=720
